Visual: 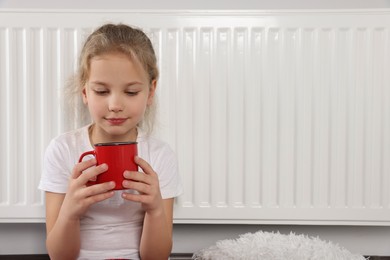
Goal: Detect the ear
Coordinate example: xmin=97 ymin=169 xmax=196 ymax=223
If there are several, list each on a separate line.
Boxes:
xmin=82 ymin=86 xmax=88 ymax=104
xmin=147 ymin=80 xmax=157 ymax=106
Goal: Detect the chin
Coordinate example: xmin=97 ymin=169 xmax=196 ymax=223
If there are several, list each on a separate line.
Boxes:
xmin=105 ymin=125 xmax=136 ymax=137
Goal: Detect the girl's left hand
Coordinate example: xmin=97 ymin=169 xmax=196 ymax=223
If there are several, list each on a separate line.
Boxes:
xmin=122 ymin=156 xmax=163 ymax=215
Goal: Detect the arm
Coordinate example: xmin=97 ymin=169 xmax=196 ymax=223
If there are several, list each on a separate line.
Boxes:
xmin=45 ymin=192 xmax=81 ymax=260
xmin=45 ymin=158 xmax=115 ymax=260
xmin=122 ymin=156 xmax=174 ymax=260
xmin=139 ymin=199 xmax=174 ymax=260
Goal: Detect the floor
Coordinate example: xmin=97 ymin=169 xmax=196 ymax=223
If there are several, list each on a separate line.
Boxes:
xmin=0 ymin=254 xmax=390 ymax=259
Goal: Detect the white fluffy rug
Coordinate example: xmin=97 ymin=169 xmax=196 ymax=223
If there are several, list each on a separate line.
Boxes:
xmin=192 ymin=231 xmax=366 ymax=260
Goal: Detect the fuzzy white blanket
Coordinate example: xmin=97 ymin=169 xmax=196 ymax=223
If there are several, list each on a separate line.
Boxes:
xmin=192 ymin=231 xmax=366 ymax=260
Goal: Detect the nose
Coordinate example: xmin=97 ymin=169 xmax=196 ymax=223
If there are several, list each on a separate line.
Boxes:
xmin=108 ymin=94 xmax=124 ymax=112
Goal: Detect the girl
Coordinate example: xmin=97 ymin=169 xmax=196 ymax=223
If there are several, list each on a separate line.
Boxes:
xmin=39 ymin=23 xmax=183 ymax=260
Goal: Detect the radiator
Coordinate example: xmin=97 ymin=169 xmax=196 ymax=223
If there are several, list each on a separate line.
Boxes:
xmin=0 ymin=10 xmax=389 ymax=224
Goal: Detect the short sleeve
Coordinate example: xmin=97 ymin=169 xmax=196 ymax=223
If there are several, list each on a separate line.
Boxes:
xmin=152 ymin=144 xmax=183 ymax=199
xmin=38 ymin=138 xmax=72 ymax=193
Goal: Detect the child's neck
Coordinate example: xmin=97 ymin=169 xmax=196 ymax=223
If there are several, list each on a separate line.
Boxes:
xmin=88 ymin=124 xmax=138 ymax=145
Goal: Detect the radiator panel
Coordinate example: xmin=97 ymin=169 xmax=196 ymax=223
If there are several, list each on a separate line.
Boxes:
xmin=0 ymin=10 xmax=389 ymax=224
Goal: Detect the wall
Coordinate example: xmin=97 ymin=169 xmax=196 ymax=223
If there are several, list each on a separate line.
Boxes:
xmin=1 ymin=223 xmax=390 ymax=255
xmin=1 ymin=0 xmax=390 ymax=257
xmin=0 ymin=0 xmax=390 ymax=9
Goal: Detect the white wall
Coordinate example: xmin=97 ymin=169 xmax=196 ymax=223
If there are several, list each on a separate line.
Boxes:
xmin=1 ymin=0 xmax=390 ymax=257
xmin=1 ymin=223 xmax=390 ymax=255
xmin=0 ymin=0 xmax=390 ymax=9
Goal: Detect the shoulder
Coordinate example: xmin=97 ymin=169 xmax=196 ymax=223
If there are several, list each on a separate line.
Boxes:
xmin=50 ymin=126 xmax=88 ymax=146
xmin=40 ymin=126 xmax=90 ymax=193
xmin=137 ymin=133 xmax=175 ymax=158
xmin=48 ymin=125 xmax=89 ymax=150
xmin=137 ymin=133 xmax=177 ymax=170
xmin=45 ymin=125 xmax=90 ymax=161
xmin=137 ymin=134 xmax=183 ymax=198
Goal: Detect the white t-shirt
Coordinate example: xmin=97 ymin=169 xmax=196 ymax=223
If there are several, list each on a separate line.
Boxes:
xmin=39 ymin=125 xmax=183 ymax=260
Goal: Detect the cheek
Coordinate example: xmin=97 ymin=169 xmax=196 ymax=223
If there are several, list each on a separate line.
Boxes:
xmin=132 ymin=96 xmax=149 ymax=115
xmin=133 ymin=101 xmax=148 ymax=115
xmin=87 ymin=99 xmax=106 ymax=115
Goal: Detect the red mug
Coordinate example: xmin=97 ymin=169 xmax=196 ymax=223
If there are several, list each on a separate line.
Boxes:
xmin=78 ymin=142 xmax=138 ymax=190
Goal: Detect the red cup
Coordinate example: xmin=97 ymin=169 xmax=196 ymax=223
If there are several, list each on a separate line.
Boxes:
xmin=78 ymin=142 xmax=138 ymax=190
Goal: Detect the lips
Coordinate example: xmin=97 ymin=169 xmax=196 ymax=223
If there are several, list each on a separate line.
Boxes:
xmin=106 ymin=118 xmax=128 ymax=125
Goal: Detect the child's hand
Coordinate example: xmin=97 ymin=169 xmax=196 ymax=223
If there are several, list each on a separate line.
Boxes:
xmin=61 ymin=158 xmax=115 ymax=221
xmin=121 ymin=156 xmax=163 ymax=216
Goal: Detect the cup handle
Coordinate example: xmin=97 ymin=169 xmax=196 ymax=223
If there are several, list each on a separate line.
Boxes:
xmin=78 ymin=150 xmax=96 ymax=163
xmin=78 ymin=151 xmax=97 ymax=185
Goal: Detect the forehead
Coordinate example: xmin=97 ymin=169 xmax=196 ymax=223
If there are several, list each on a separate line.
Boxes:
xmin=89 ymin=52 xmax=148 ymax=80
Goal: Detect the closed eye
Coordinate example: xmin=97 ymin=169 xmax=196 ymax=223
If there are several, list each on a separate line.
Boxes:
xmin=93 ymin=90 xmax=109 ymax=95
xmin=126 ymin=91 xmax=139 ymax=96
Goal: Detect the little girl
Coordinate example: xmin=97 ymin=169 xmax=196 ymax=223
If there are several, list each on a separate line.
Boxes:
xmin=39 ymin=23 xmax=183 ymax=260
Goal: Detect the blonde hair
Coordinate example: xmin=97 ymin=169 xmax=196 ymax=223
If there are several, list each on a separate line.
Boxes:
xmin=65 ymin=23 xmax=159 ymax=134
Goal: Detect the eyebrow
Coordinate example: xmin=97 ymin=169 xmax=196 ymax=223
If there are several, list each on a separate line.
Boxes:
xmin=89 ymin=80 xmax=144 ymax=87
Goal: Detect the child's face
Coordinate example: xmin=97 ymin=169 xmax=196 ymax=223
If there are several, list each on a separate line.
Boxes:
xmin=82 ymin=52 xmax=156 ymax=142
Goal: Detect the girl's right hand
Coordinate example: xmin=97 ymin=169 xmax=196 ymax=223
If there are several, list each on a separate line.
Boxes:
xmin=60 ymin=158 xmax=115 ymax=221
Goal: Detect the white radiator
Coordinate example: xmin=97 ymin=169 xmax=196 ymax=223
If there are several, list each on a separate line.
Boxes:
xmin=0 ymin=10 xmax=389 ymax=224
